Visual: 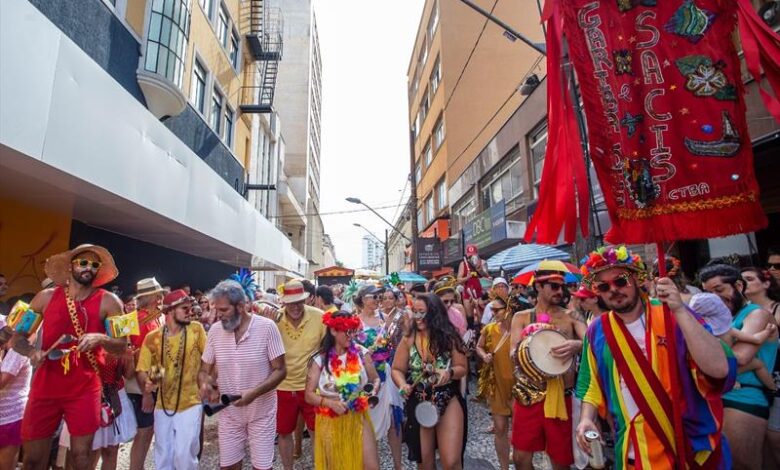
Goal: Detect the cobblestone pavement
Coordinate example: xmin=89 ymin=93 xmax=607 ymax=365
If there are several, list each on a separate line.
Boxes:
xmin=115 ymin=388 xmax=554 ymax=469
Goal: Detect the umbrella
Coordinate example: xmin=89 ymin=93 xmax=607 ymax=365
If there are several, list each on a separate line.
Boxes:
xmin=512 ymin=260 xmax=582 ymax=285
xmin=385 ymin=271 xmax=427 ymax=283
xmin=486 ymin=244 xmax=570 ymax=273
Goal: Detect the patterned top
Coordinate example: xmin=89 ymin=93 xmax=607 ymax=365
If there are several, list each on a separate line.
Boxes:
xmin=577 ymin=299 xmax=736 ymax=469
xmin=357 ymin=316 xmax=391 ymax=382
xmin=137 ymin=321 xmax=206 ymax=412
xmin=202 ymin=315 xmax=285 ymax=420
xmin=0 ymin=350 xmax=31 ymax=425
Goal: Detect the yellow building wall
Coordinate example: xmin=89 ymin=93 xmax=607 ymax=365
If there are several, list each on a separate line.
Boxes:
xmin=125 ymin=0 xmax=147 ymax=38
xmin=0 ymin=197 xmax=72 ymax=300
xmin=183 ymin=0 xmax=253 ymax=169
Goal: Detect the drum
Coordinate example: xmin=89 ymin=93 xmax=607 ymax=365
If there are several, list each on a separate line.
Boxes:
xmin=516 ymin=328 xmax=572 ymax=382
xmin=415 ymin=401 xmax=438 ymax=428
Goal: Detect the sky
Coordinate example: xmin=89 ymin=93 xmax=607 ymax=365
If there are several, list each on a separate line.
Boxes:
xmin=315 ymin=0 xmax=425 ymax=269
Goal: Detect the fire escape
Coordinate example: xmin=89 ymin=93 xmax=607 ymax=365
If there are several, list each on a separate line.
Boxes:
xmin=241 ymin=1 xmax=283 ymax=114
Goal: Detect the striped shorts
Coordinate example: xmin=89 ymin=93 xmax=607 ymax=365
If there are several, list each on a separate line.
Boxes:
xmin=218 ymin=406 xmax=276 ymax=469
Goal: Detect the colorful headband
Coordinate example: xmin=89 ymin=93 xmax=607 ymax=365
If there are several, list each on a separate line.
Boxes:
xmin=322 ymin=311 xmax=362 ymax=332
xmin=433 ymin=275 xmax=458 ymax=295
xmin=580 ymin=245 xmax=647 ymax=287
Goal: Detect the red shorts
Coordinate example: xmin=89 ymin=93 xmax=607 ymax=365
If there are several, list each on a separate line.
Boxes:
xmin=276 ymin=390 xmax=315 ymax=435
xmin=511 ymin=397 xmax=574 ymax=466
xmin=21 ymin=391 xmax=101 ymax=441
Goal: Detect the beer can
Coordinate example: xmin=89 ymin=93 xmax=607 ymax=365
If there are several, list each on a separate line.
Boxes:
xmin=585 ymin=430 xmax=606 ymax=469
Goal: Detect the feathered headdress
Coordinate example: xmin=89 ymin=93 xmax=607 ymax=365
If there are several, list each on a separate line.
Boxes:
xmin=342 ymin=280 xmax=361 ymax=305
xmin=384 ymin=272 xmax=402 ymax=288
xmin=228 ymin=268 xmax=258 ymax=301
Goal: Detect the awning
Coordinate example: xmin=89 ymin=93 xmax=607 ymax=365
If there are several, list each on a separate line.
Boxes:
xmin=486 ymin=244 xmax=570 ymax=273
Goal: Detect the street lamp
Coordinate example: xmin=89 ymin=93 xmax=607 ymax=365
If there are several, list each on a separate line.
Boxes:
xmin=353 ymin=223 xmax=389 ymax=274
xmin=346 ymin=197 xmax=411 ymax=243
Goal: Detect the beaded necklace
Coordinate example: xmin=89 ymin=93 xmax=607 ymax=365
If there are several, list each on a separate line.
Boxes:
xmin=159 ymin=325 xmax=186 ymax=417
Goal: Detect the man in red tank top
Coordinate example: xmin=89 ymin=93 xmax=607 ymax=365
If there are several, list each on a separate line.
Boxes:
xmin=15 ymin=244 xmax=126 ymax=470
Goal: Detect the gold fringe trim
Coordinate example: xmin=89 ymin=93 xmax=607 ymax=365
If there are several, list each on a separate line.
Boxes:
xmin=616 ymin=192 xmax=757 ymax=220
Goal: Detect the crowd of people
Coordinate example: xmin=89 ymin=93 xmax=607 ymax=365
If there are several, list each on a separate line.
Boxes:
xmin=0 ymin=242 xmax=778 ymax=470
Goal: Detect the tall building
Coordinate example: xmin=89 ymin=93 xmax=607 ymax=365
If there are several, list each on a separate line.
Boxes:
xmin=0 ymin=0 xmax=310 ymax=297
xmin=361 ymin=235 xmax=385 ymax=271
xmin=274 ymin=0 xmax=325 ymax=277
xmin=407 ymin=0 xmax=549 ymax=271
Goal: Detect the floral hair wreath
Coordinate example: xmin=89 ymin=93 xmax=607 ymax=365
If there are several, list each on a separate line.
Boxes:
xmin=580 ymin=245 xmax=647 ymax=288
xmin=322 ymin=311 xmax=362 ymax=332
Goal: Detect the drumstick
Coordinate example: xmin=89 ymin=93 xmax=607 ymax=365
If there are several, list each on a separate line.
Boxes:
xmin=42 ymin=334 xmax=75 ymax=358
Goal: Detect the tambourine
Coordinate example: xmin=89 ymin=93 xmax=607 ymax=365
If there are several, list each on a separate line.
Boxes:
xmin=415 ymin=401 xmax=438 ymax=428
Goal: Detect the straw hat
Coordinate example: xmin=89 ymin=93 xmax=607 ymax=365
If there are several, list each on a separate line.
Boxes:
xmin=44 ymin=244 xmax=118 ymax=288
xmin=279 ymin=279 xmax=310 ymax=303
xmin=135 ymin=277 xmax=165 ymax=299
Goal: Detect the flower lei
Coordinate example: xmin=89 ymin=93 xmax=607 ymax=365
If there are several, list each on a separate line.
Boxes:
xmin=322 ymin=311 xmax=362 ymax=332
xmin=318 ymin=343 xmax=369 ymax=417
xmin=357 ymin=327 xmax=390 ymax=381
xmin=580 ymin=245 xmax=647 ymax=286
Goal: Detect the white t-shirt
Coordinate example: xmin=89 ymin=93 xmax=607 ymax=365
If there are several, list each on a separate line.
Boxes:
xmin=481 ymin=304 xmax=494 ymax=325
xmin=620 ymin=315 xmax=647 ymax=460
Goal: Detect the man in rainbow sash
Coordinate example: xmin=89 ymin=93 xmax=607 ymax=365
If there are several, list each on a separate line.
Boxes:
xmin=576 ymin=246 xmax=737 ymax=469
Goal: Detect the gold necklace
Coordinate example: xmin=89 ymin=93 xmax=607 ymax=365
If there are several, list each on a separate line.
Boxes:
xmin=282 ymin=316 xmax=305 ymax=341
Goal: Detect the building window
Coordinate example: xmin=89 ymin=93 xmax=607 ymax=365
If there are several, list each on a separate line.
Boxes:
xmin=426 ymin=195 xmax=434 ymax=223
xmin=427 ymin=0 xmax=439 ymax=42
xmin=452 ymin=196 xmax=476 ymax=232
xmin=433 ymin=115 xmax=446 ymax=149
xmin=415 ymin=162 xmax=422 ymax=184
xmin=479 ymin=146 xmax=524 ymax=212
xmin=436 ymin=179 xmax=447 ymax=211
xmin=410 ymin=75 xmax=419 ymax=101
xmin=224 ymin=105 xmax=235 ymax=146
xmin=430 ymin=57 xmax=441 ymax=96
xmin=144 ymin=0 xmax=190 ymax=88
xmin=199 ymin=0 xmax=213 ymax=18
xmin=211 ymin=87 xmax=223 ymax=133
xmin=529 ymin=122 xmax=548 ymax=195
xmin=191 ymin=58 xmax=207 ymax=113
xmin=423 ymin=140 xmax=432 ymax=167
xmin=418 ymin=38 xmax=428 ymax=69
xmin=229 ymin=29 xmax=240 ymax=69
xmin=419 ymin=88 xmax=430 ymax=126
xmin=217 ymin=4 xmax=229 ymax=48
xmin=417 ymin=209 xmax=424 ymax=232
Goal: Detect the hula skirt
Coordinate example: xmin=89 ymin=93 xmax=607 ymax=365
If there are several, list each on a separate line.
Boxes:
xmin=314 ymin=410 xmax=372 ymax=470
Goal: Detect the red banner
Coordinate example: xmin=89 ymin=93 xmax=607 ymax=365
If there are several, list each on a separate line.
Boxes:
xmin=528 ymin=0 xmax=779 ymax=244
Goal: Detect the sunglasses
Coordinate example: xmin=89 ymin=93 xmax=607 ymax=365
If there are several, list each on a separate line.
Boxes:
xmin=593 ymin=273 xmax=631 ymax=293
xmin=72 ymin=259 xmax=102 ymax=270
xmin=768 ymin=263 xmax=780 ymax=270
xmin=412 ymin=311 xmax=427 ymax=320
xmin=363 ymin=294 xmax=377 ymax=300
xmin=442 ymin=298 xmax=455 ymax=305
xmin=542 ymin=282 xmax=563 ymax=291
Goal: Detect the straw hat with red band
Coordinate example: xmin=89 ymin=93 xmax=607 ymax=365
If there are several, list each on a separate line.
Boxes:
xmin=162 ymin=289 xmax=192 ymax=311
xmin=44 ymin=244 xmax=119 ymax=288
xmin=279 ymin=279 xmax=310 ymax=303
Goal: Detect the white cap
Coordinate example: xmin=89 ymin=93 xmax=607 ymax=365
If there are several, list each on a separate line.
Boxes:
xmin=492 ymin=277 xmax=508 ymax=287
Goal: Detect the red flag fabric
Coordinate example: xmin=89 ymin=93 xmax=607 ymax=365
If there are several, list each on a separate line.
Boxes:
xmin=527 ymin=0 xmax=777 ymax=244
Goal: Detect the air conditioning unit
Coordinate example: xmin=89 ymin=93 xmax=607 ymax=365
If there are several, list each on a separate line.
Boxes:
xmin=506 ymin=221 xmax=527 ymax=239
xmin=759 ymin=1 xmax=779 ymax=27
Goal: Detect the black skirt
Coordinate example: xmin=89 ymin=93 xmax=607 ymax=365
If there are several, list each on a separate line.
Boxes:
xmin=402 ymin=381 xmax=467 ymax=463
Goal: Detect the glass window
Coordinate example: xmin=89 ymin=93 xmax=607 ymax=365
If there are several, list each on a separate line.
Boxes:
xmin=479 ymin=146 xmax=523 ymax=210
xmin=426 ymin=195 xmax=434 ymax=223
xmin=211 ymin=87 xmax=223 ymax=133
xmin=436 ymin=179 xmax=447 ymax=211
xmin=217 ymin=4 xmax=229 ymax=48
xmin=530 ymin=122 xmax=548 ymax=194
xmin=423 ymin=140 xmax=432 ymax=167
xmin=415 ymin=162 xmax=422 ymax=184
xmin=191 ymin=59 xmax=207 ymax=113
xmin=144 ymin=0 xmax=190 ymax=88
xmin=418 ymin=38 xmax=428 ymax=68
xmin=452 ymin=196 xmax=476 ymax=232
xmin=229 ymin=30 xmax=240 ymax=69
xmin=419 ymin=88 xmax=430 ymax=126
xmin=224 ymin=105 xmax=234 ymax=146
xmin=427 ymin=0 xmax=439 ymax=41
xmin=433 ymin=115 xmax=445 ymax=149
xmin=430 ymin=57 xmax=441 ymax=96
xmin=417 ymin=209 xmax=424 ymax=232
xmin=199 ymin=0 xmax=213 ymax=17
